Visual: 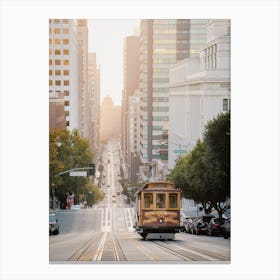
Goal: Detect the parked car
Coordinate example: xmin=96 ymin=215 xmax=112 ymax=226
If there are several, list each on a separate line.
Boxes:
xmin=180 ymin=215 xmax=187 ymax=232
xmin=208 ymin=217 xmax=226 ymax=236
xmin=192 ymin=215 xmax=215 ymax=235
xmin=223 ymin=217 xmax=231 ymax=239
xmin=49 ymin=213 xmax=59 ymax=235
xmin=181 ymin=216 xmax=196 ymax=233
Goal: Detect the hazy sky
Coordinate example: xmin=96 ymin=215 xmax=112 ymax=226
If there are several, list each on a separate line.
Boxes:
xmin=88 ymin=19 xmax=140 ymax=106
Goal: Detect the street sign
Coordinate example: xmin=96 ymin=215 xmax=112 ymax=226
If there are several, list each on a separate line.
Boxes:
xmin=70 ymin=171 xmax=87 ymax=177
xmin=173 ymin=149 xmax=187 ymax=154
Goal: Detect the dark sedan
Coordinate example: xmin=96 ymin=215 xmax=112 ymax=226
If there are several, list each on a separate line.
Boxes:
xmin=223 ymin=217 xmax=230 ymax=239
xmin=192 ymin=215 xmax=215 ymax=235
xmin=208 ymin=217 xmax=226 ymax=236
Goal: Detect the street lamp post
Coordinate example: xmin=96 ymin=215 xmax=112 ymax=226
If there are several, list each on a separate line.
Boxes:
xmin=51 ymin=182 xmax=55 ymax=209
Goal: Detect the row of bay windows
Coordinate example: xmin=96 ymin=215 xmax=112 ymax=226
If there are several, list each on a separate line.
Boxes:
xmin=49 ymin=59 xmax=69 ymax=65
xmin=49 ymin=80 xmax=69 ymax=86
xmin=49 ymin=69 xmax=70 ymax=76
xmin=49 ymin=38 xmax=69 ymax=45
xmin=49 ymin=19 xmax=69 ymax=24
xmin=49 ymin=49 xmax=69 ymax=55
xmin=49 ymin=28 xmax=69 ymax=34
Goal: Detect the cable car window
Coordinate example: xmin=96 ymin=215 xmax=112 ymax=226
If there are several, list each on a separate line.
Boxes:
xmin=144 ymin=193 xmax=153 ymax=208
xmin=169 ymin=193 xmax=178 ymax=208
xmin=156 ymin=193 xmax=166 ymax=208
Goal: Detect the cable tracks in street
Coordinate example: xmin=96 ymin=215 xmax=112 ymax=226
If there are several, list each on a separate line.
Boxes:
xmin=150 ymin=240 xmax=229 ymax=261
xmin=67 ymin=231 xmax=127 ymax=262
xmin=67 ymin=232 xmax=102 ymax=261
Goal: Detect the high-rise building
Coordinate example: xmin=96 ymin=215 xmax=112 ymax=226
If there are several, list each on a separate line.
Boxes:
xmin=76 ymin=19 xmax=89 ymax=139
xmin=49 ymin=91 xmax=66 ymax=129
xmin=49 ymin=19 xmax=78 ymax=131
xmin=139 ymin=19 xmax=209 ymax=166
xmin=121 ymin=35 xmax=140 ymax=171
xmin=127 ymin=91 xmax=141 ymax=183
xmin=88 ymin=53 xmax=101 ymax=155
xmin=100 ymin=96 xmax=121 ymax=143
xmin=168 ymin=19 xmax=231 ymax=169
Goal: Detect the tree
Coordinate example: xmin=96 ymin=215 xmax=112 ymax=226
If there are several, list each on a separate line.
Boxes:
xmin=49 ymin=128 xmax=95 ymax=207
xmin=203 ymin=111 xmax=230 ymax=218
xmin=185 ymin=140 xmax=214 ymax=214
xmin=168 ymin=111 xmax=230 ymax=218
xmin=84 ymin=182 xmax=104 ymax=206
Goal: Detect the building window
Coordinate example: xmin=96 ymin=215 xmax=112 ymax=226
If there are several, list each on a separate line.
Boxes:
xmin=54 ymin=28 xmax=60 ymax=34
xmin=223 ymin=99 xmax=229 ymax=111
xmin=55 ymin=38 xmax=61 ymax=45
xmin=64 ymin=100 xmax=69 ymax=106
xmin=55 ymin=60 xmax=61 ymax=65
xmin=64 ymin=80 xmax=69 ymax=86
xmin=63 ymin=59 xmax=69 ymax=65
xmin=54 ymin=19 xmax=60 ymax=24
xmin=49 ymin=49 xmax=52 ymax=55
xmin=49 ymin=70 xmax=52 ymax=75
xmin=49 ymin=80 xmax=52 ymax=86
xmin=62 ymin=19 xmax=69 ymax=24
xmin=63 ymin=39 xmax=69 ymax=45
xmin=49 ymin=59 xmax=52 ymax=65
xmin=63 ymin=28 xmax=69 ymax=34
xmin=55 ymin=49 xmax=61 ymax=55
xmin=63 ymin=70 xmax=69 ymax=75
xmin=49 ymin=38 xmax=52 ymax=45
xmin=63 ymin=49 xmax=69 ymax=55
xmin=55 ymin=70 xmax=61 ymax=75
xmin=55 ymin=80 xmax=61 ymax=86
xmin=64 ymin=90 xmax=69 ymax=96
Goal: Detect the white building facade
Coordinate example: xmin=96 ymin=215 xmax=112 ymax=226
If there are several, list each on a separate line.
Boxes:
xmin=168 ymin=19 xmax=231 ymax=170
xmin=49 ymin=19 xmax=78 ymax=131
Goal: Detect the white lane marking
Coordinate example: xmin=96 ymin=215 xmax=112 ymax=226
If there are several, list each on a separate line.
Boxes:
xmin=101 ymin=207 xmax=112 ymax=232
xmin=92 ymin=232 xmax=107 ymax=261
xmin=112 ymin=237 xmax=119 ymax=261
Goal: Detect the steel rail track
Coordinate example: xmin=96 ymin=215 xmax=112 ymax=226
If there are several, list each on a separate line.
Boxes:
xmin=151 ymin=240 xmax=229 ymax=261
xmin=150 ymin=240 xmax=196 ymax=261
xmin=67 ymin=232 xmax=102 ymax=261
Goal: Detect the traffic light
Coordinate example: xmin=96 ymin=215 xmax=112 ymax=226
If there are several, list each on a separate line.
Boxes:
xmin=89 ymin=163 xmax=95 ymax=176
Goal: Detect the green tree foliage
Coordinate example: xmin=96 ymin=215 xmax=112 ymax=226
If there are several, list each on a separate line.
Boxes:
xmin=84 ymin=181 xmax=105 ymax=207
xmin=203 ymin=111 xmax=230 ymax=217
xmin=168 ymin=111 xmax=230 ymax=217
xmin=49 ymin=128 xmax=104 ymax=207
